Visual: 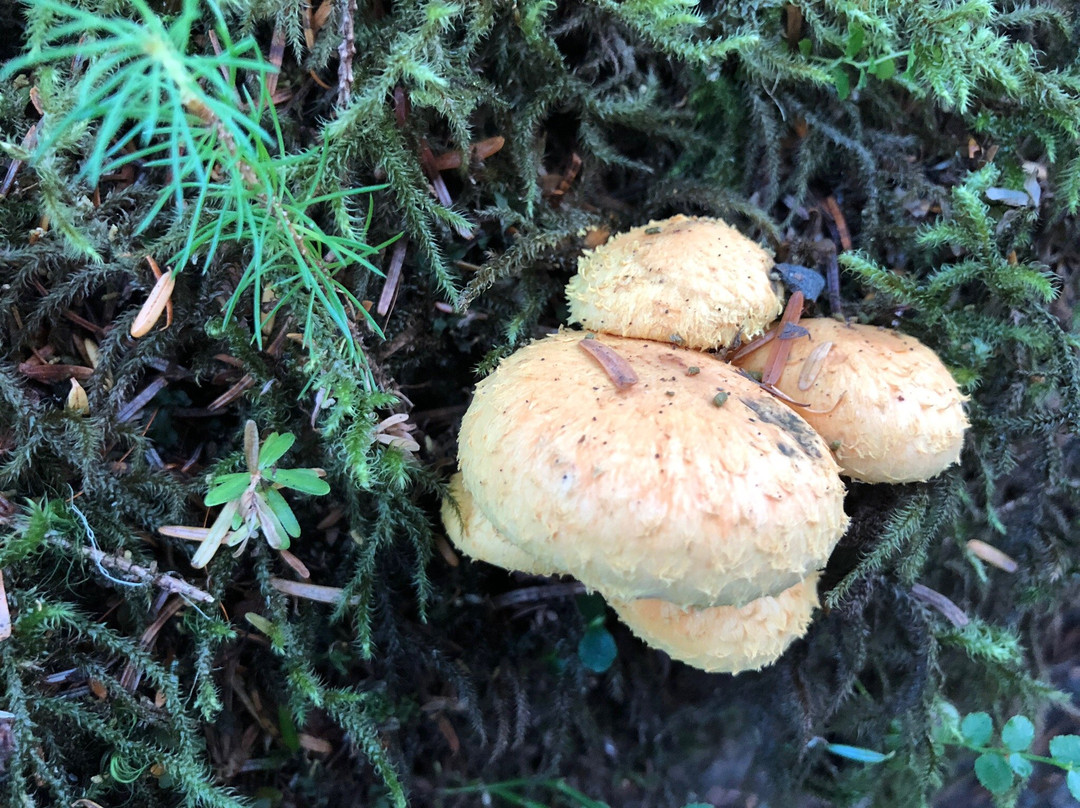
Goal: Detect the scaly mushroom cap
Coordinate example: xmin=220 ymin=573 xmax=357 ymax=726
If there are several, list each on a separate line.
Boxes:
xmin=734 ymin=318 xmax=969 ymax=483
xmin=441 ymin=472 xmax=557 ymax=575
xmin=457 ymin=331 xmax=848 ymax=607
xmin=440 ymin=473 xmax=818 ymax=674
xmin=566 ymin=215 xmax=783 ymax=351
xmin=610 ymin=574 xmax=820 ymax=674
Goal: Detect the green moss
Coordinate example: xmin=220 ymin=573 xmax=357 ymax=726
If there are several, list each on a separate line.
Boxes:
xmin=2 ymin=0 xmax=1080 ymax=805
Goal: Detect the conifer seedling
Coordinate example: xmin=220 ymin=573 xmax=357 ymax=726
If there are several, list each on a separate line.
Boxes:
xmin=159 ymin=420 xmax=329 ymax=569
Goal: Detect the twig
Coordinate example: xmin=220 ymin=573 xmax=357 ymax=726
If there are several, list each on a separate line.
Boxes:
xmin=966 ymin=539 xmax=1018 ymax=573
xmin=48 ymin=535 xmax=214 ymax=604
xmin=376 ymin=238 xmax=408 ymax=317
xmin=578 ymin=336 xmax=638 ymax=390
xmin=337 ymin=0 xmax=357 ymax=108
xmin=761 ymin=291 xmax=806 ymax=386
xmin=911 ymin=583 xmax=969 ymax=627
xmin=18 ymin=362 xmax=92 ymax=382
xmin=270 ymin=577 xmax=358 ymax=604
xmin=120 ymin=596 xmax=186 ymax=691
xmin=266 ymin=23 xmax=285 ymax=99
xmin=490 ymin=582 xmax=586 ymax=609
xmin=207 ymin=374 xmax=255 ymax=411
xmin=821 ymin=195 xmax=852 ymax=250
xmin=117 ymin=375 xmax=168 ymax=423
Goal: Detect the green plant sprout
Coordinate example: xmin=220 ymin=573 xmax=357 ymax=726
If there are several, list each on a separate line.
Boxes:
xmin=799 ymin=22 xmax=907 ymax=100
xmin=937 ymin=704 xmax=1080 ymax=800
xmin=159 ymin=420 xmax=329 ymax=569
xmin=812 ymin=703 xmax=1080 ymax=802
xmin=2 ymin=0 xmax=397 ymax=370
xmin=576 ymin=594 xmax=617 ymax=674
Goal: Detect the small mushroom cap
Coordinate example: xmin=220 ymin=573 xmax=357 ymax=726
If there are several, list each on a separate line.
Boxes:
xmin=566 ymin=215 xmax=783 ymax=350
xmin=441 ymin=472 xmax=557 ymax=575
xmin=458 ymin=331 xmax=848 ymax=607
xmin=609 ymin=573 xmax=820 ymax=674
xmin=734 ymin=318 xmax=969 ymax=483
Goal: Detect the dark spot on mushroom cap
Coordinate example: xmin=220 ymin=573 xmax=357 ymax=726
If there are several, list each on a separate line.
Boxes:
xmin=739 ymin=395 xmax=823 ymax=459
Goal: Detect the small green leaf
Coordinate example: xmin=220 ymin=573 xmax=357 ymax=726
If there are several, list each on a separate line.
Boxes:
xmin=831 ymin=67 xmax=851 ymax=101
xmin=578 ymin=624 xmax=617 ymax=673
xmin=1007 ymin=753 xmax=1033 ymax=779
xmin=204 ymin=472 xmax=252 ymax=506
xmin=1067 ymin=770 xmax=1080 ymax=800
xmin=258 ymin=432 xmax=296 ymax=469
xmin=825 ymin=743 xmax=892 ymax=764
xmin=190 ymin=500 xmax=240 ymax=569
xmin=844 ymin=23 xmax=865 ymax=58
xmin=268 ymin=468 xmax=331 ymax=495
xmin=974 ymin=753 xmax=1013 ymax=794
xmin=264 ymin=487 xmax=301 ymax=538
xmin=225 ymin=522 xmax=252 ymax=547
xmin=1001 ymin=715 xmax=1035 ymax=752
xmin=871 ymin=57 xmax=896 ymax=79
xmin=245 ymin=612 xmax=282 ymax=646
xmin=798 ymin=38 xmax=812 ymax=57
xmin=1050 ymin=734 xmax=1080 ymax=767
xmin=961 ymin=712 xmax=994 ymax=747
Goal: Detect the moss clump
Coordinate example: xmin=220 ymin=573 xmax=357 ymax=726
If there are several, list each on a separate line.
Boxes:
xmin=1 ymin=0 xmax=1079 ymax=805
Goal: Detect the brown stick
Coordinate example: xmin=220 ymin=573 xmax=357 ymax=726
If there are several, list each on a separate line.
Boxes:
xmin=966 ymin=540 xmax=1018 ymax=573
xmin=376 ymin=239 xmax=408 ymax=317
xmin=822 ymin=196 xmax=852 ymax=251
xmin=911 ymin=583 xmax=969 ymax=627
xmin=491 ymin=582 xmax=586 ymax=609
xmin=337 ymin=0 xmax=357 ymax=107
xmin=578 ymin=336 xmax=638 ymax=390
xmin=266 ymin=23 xmax=286 ymax=99
xmin=761 ymin=291 xmax=805 ymax=386
xmin=48 ymin=536 xmax=213 ymax=604
xmin=119 ymin=596 xmax=186 ymax=691
xmin=270 ymin=577 xmax=358 ymax=605
xmin=117 ymin=375 xmax=169 ymax=423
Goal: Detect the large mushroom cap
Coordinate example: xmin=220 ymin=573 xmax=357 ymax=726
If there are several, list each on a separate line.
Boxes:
xmin=441 ymin=470 xmax=821 ymax=674
xmin=457 ymin=331 xmax=848 ymax=607
xmin=610 ymin=574 xmax=820 ymax=674
xmin=734 ymin=318 xmax=969 ymax=483
xmin=566 ymin=215 xmax=783 ymax=351
xmin=441 ymin=472 xmax=557 ymax=575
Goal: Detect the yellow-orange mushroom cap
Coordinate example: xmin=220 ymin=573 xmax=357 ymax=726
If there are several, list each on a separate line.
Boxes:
xmin=456 ymin=331 xmax=848 ymax=607
xmin=566 ymin=215 xmax=783 ymax=351
xmin=734 ymin=318 xmax=969 ymax=483
xmin=440 ymin=473 xmax=820 ymax=674
xmin=441 ymin=472 xmax=558 ymax=576
xmin=609 ymin=574 xmax=820 ymax=674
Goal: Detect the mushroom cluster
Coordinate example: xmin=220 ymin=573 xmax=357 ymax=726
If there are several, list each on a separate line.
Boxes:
xmin=443 ymin=215 xmax=968 ymax=674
